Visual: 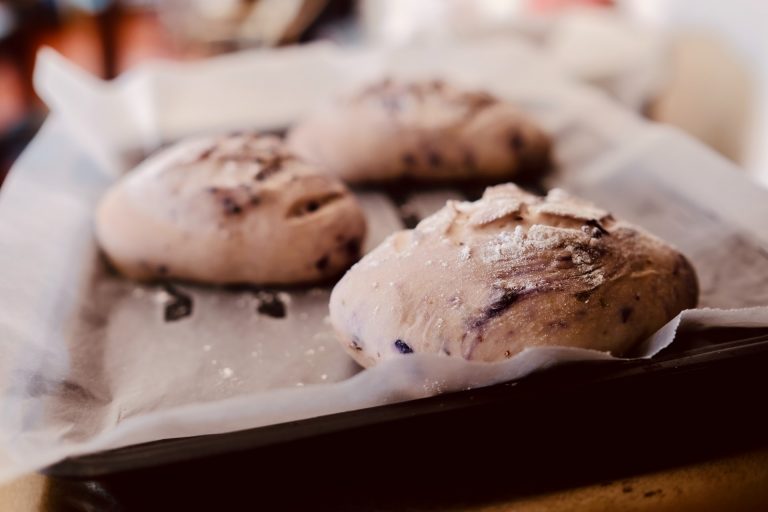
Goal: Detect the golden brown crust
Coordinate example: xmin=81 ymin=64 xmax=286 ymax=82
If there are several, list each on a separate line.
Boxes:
xmin=329 ymin=184 xmax=698 ymax=366
xmin=287 ymin=79 xmax=552 ymax=184
xmin=96 ymin=133 xmax=367 ymax=285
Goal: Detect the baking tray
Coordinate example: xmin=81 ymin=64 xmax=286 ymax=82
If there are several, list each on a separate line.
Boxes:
xmin=37 ymin=179 xmax=768 ymax=510
xmin=42 ymin=328 xmax=768 ymax=510
xmin=19 ymin=44 xmax=768 ymax=509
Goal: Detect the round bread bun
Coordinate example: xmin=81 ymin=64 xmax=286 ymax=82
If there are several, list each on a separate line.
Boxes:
xmin=96 ymin=133 xmax=366 ymax=285
xmin=329 ymin=184 xmax=698 ymax=366
xmin=287 ymin=78 xmax=552 ymax=185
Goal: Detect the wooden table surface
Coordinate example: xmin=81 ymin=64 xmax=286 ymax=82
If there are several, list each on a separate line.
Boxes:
xmin=4 ymin=447 xmax=768 ymax=511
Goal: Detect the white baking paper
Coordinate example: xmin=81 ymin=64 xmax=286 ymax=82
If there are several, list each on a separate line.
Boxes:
xmin=1 ymin=37 xmax=767 ymax=482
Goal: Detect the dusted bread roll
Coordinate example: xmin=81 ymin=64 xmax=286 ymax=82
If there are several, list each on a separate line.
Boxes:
xmin=330 ymin=184 xmax=698 ymax=366
xmin=287 ymin=79 xmax=552 ymax=184
xmin=96 ymin=133 xmax=366 ymax=285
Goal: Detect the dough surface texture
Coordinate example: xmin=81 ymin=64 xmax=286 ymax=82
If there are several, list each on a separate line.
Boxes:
xmin=96 ymin=133 xmax=366 ymax=285
xmin=330 ymin=184 xmax=698 ymax=366
xmin=288 ymin=79 xmax=552 ymax=184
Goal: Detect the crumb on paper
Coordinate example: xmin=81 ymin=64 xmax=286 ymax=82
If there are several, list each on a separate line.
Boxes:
xmin=308 ymin=288 xmax=325 ymax=297
xmin=152 ymin=290 xmax=172 ymax=304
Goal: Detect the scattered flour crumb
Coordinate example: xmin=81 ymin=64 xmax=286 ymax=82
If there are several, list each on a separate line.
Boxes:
xmin=152 ymin=290 xmax=172 ymax=304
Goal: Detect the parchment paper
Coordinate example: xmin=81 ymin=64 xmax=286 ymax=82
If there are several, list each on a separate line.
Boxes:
xmin=1 ymin=37 xmax=768 ymax=482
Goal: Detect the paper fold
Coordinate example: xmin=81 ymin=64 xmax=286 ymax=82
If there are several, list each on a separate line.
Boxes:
xmin=0 ymin=38 xmax=766 ymax=482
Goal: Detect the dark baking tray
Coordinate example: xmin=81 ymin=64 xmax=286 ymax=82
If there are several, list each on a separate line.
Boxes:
xmin=42 ymin=327 xmax=768 ymax=511
xmin=40 ymin=177 xmax=768 ymax=509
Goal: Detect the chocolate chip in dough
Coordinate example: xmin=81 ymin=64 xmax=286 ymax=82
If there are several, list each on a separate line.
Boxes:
xmin=394 ymin=339 xmax=414 ymax=354
xmin=315 ymin=255 xmax=330 ymax=271
xmin=221 ymin=196 xmax=242 ymax=216
xmin=256 ymin=292 xmax=286 ymax=319
xmin=344 ymin=238 xmax=361 ymax=258
xmin=427 ymin=151 xmax=443 ymax=168
xmin=584 ymin=219 xmax=610 ymax=237
xmin=162 ymin=284 xmax=193 ymax=322
xmin=509 ymin=131 xmax=525 ymax=152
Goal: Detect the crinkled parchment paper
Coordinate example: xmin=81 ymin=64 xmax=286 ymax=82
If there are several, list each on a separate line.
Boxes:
xmin=1 ymin=38 xmax=768 ymax=481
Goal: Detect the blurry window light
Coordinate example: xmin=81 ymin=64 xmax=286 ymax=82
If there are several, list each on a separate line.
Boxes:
xmin=60 ymin=0 xmax=113 ymax=14
xmin=363 ymin=0 xmax=525 ymax=45
xmin=380 ymin=0 xmax=446 ymax=44
xmin=617 ymin=0 xmax=666 ymax=27
xmin=238 ymin=0 xmax=305 ymax=45
xmin=192 ymin=0 xmax=243 ymax=20
xmin=473 ymin=0 xmax=524 ymax=20
xmin=0 ymin=4 xmax=16 ymax=40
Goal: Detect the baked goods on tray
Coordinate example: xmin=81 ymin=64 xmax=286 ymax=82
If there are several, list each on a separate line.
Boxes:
xmin=287 ymin=78 xmax=552 ymax=185
xmin=329 ymin=184 xmax=698 ymax=366
xmin=96 ymin=133 xmax=366 ymax=285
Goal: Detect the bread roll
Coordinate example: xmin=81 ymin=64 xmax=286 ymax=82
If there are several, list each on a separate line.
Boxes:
xmin=329 ymin=184 xmax=698 ymax=366
xmin=287 ymin=79 xmax=551 ymax=184
xmin=96 ymin=133 xmax=366 ymax=285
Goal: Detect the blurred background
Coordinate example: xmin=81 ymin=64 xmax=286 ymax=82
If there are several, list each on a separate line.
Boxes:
xmin=1 ymin=0 xmax=766 ymax=186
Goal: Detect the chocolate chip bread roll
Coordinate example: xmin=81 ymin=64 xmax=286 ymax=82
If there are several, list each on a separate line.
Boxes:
xmin=287 ymin=79 xmax=552 ymax=185
xmin=329 ymin=184 xmax=698 ymax=366
xmin=96 ymin=133 xmax=366 ymax=285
